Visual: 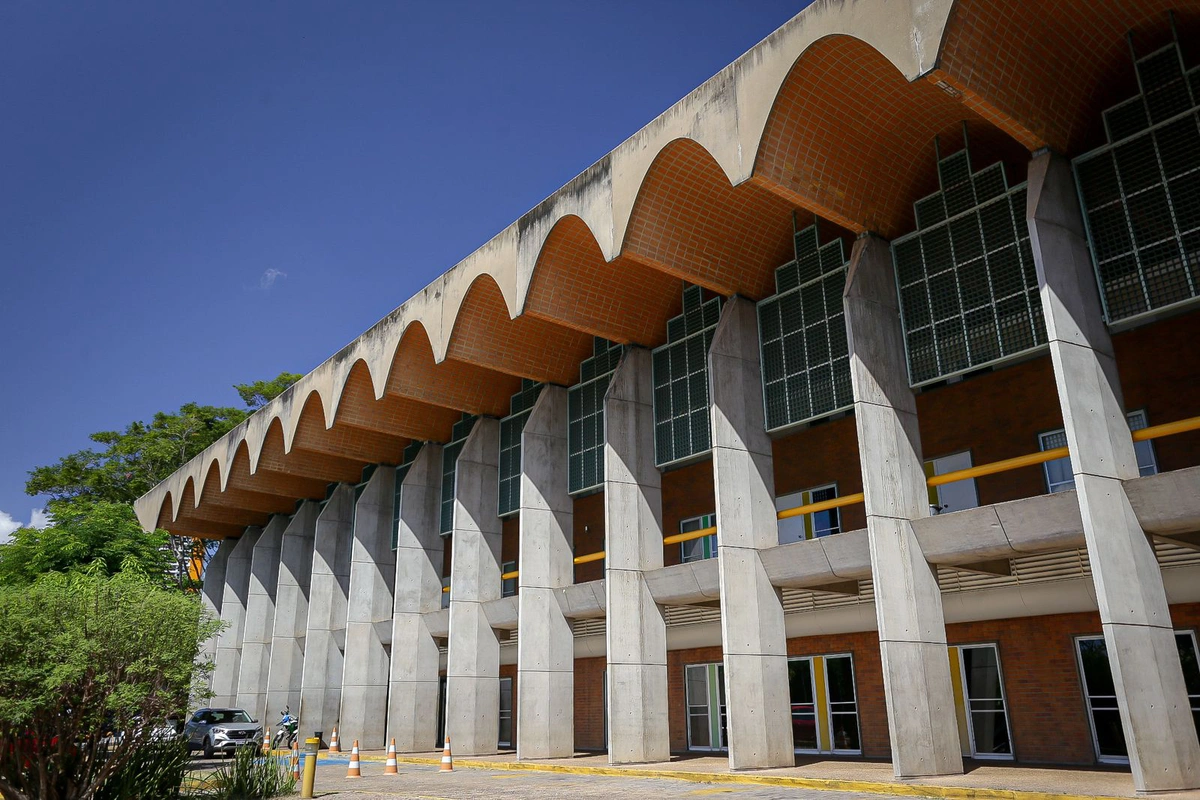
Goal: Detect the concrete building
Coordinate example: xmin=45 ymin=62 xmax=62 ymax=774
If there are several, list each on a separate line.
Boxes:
xmin=138 ymin=2 xmax=1200 ymax=792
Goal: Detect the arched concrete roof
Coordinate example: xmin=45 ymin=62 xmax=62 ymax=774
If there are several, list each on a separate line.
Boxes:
xmin=137 ymin=0 xmax=1190 ymax=535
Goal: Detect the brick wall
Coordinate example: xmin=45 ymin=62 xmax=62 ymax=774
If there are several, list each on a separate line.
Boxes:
xmin=772 ymin=414 xmax=865 ymax=532
xmin=572 ymin=491 xmax=605 ymax=584
xmin=574 ymin=656 xmax=607 ymax=750
xmin=661 ymin=459 xmax=716 ymax=567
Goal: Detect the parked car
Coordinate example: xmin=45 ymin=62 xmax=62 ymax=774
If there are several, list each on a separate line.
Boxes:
xmin=183 ymin=708 xmax=263 ymax=758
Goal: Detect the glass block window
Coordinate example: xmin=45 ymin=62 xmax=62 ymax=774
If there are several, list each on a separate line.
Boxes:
xmin=1074 ymin=36 xmax=1200 ymax=324
xmin=652 ymin=285 xmax=723 ymax=467
xmin=568 ymin=337 xmax=623 ymax=495
xmin=893 ymin=144 xmax=1046 ymax=386
xmin=392 ymin=441 xmax=424 ymax=549
xmin=440 ymin=413 xmax=478 ymax=535
xmin=758 ymin=221 xmax=852 ymax=430
xmin=498 ymin=379 xmax=543 ymax=517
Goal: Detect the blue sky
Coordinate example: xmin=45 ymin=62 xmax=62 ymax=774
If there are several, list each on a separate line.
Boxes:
xmin=0 ymin=0 xmax=807 ymax=537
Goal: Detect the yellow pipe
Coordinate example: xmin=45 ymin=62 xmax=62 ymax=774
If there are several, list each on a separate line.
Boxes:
xmin=1133 ymin=415 xmax=1200 ymax=441
xmin=501 ymin=570 xmax=519 ymax=581
xmin=662 ymin=526 xmax=717 ymax=546
xmin=573 ymin=550 xmax=606 ymax=565
xmin=777 ymin=493 xmax=865 ymax=521
xmin=926 ymin=446 xmax=1069 ymax=487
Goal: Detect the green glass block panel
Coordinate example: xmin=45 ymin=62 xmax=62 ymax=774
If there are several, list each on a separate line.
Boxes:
xmin=965 ymin=307 xmax=1001 ymax=364
xmin=1106 ymin=96 xmax=1150 ymax=141
xmin=652 ymin=284 xmax=722 ymax=465
xmin=915 ymin=194 xmax=946 ymax=230
xmin=667 ymin=315 xmax=686 ymax=341
xmin=972 ymin=162 xmax=1008 ymax=203
xmin=1076 ymin=153 xmax=1122 ymax=209
xmin=908 ymin=328 xmax=938 ymax=384
xmin=894 ymin=238 xmax=925 ymax=286
xmin=928 ymin=271 xmax=960 ymax=321
xmin=900 ymin=283 xmax=932 ymax=330
xmin=950 ymin=214 xmax=984 ymax=263
xmin=1139 ymin=46 xmax=1191 ymax=124
xmin=1173 ymin=170 xmax=1200 ymax=231
xmin=978 ymin=196 xmax=1017 ymax=253
xmin=1114 ymin=136 xmax=1160 ymax=194
xmin=941 ymin=151 xmax=976 ymax=216
xmin=1154 ymin=115 xmax=1200 ymax=176
xmin=567 ymin=339 xmax=620 ymax=495
xmin=958 ymin=257 xmax=991 ymax=311
xmin=776 ymin=261 xmax=801 ymax=293
xmin=988 ymin=245 xmax=1024 ymax=299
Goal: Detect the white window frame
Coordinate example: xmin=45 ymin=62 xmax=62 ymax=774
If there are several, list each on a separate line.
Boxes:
xmin=1040 ymin=409 xmax=1158 ymax=493
xmin=684 ymin=662 xmax=727 ymax=752
xmin=440 ymin=576 xmax=451 ymax=609
xmin=680 ymin=513 xmax=717 ymax=563
xmin=952 ymin=642 xmax=1015 ymax=760
xmin=786 ymin=653 xmax=862 ymax=755
xmin=925 ymin=451 xmax=980 ymax=515
xmin=777 ymin=484 xmax=841 ymax=544
xmin=498 ymin=676 xmax=513 ymax=748
xmin=501 ymin=560 xmax=517 ymax=598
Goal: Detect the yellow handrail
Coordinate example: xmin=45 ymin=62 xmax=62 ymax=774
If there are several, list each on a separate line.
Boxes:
xmin=443 ymin=415 xmax=1200 ymax=588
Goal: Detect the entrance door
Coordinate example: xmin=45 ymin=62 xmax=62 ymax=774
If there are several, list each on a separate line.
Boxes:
xmin=950 ymin=644 xmax=1013 ymax=758
xmin=684 ymin=663 xmax=727 ymax=751
xmin=787 ymin=654 xmax=861 ymax=754
xmin=498 ymin=677 xmax=514 ymax=749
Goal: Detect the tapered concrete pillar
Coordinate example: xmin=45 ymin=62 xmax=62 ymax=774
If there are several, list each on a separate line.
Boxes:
xmin=299 ymin=485 xmax=354 ymax=742
xmin=387 ymin=444 xmax=445 ymax=753
xmin=709 ymin=297 xmax=794 ymax=768
xmin=211 ymin=527 xmax=262 ymax=708
xmin=1027 ymin=151 xmax=1200 ymax=791
xmin=265 ymin=502 xmax=319 ymax=725
xmin=198 ymin=538 xmax=235 ymax=698
xmin=446 ymin=419 xmax=503 ymax=756
xmin=845 ymin=235 xmax=962 ymax=778
xmin=237 ymin=515 xmax=287 ymax=722
xmin=341 ymin=466 xmax=397 ymax=750
xmin=517 ymin=387 xmax=574 ymax=760
xmin=604 ymin=347 xmax=669 ymax=764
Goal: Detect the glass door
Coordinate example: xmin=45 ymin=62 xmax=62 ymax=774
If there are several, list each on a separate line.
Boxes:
xmin=788 ymin=657 xmax=819 ymax=751
xmin=787 ymin=654 xmax=861 ymax=754
xmin=685 ymin=663 xmax=727 ymax=751
xmin=952 ymin=644 xmax=1013 ymax=758
xmin=498 ymin=677 xmax=514 ymax=748
xmin=825 ymin=655 xmax=861 ymax=753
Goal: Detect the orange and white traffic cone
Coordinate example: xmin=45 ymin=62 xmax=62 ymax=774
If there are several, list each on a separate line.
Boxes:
xmin=292 ymin=742 xmax=300 ymax=781
xmin=346 ymin=740 xmax=361 ymax=778
xmin=439 ymin=735 xmax=453 ymax=772
xmin=328 ymin=726 xmax=340 ymax=753
xmin=383 ymin=738 xmax=398 ymax=775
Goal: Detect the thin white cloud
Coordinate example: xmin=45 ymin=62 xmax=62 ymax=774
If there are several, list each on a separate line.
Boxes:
xmin=0 ymin=511 xmax=19 ymax=544
xmin=260 ymin=268 xmax=288 ymax=290
xmin=30 ymin=509 xmax=51 ymax=530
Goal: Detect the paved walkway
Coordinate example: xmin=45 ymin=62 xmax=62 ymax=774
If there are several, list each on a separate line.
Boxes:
xmin=298 ymin=749 xmax=1200 ymax=800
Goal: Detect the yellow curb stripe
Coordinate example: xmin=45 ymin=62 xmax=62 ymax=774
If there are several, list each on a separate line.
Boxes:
xmin=380 ymin=755 xmax=1126 ymax=800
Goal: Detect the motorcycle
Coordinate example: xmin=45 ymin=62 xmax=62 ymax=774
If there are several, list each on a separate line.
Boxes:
xmin=271 ymin=708 xmax=298 ymax=751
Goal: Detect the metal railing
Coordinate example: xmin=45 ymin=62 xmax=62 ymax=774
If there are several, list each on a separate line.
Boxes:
xmin=446 ymin=414 xmax=1200 ymax=591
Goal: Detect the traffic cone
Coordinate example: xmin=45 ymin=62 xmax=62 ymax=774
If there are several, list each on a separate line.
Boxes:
xmin=292 ymin=742 xmax=300 ymax=781
xmin=328 ymin=726 xmax=340 ymax=753
xmin=383 ymin=738 xmax=398 ymax=775
xmin=439 ymin=735 xmax=453 ymax=772
xmin=346 ymin=740 xmax=361 ymax=778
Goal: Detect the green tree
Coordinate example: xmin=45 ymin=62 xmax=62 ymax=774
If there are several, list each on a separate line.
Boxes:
xmin=0 ymin=567 xmax=221 ymax=800
xmin=233 ymin=372 xmax=303 ymax=410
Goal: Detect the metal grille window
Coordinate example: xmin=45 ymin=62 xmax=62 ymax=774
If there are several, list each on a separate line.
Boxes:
xmin=498 ymin=380 xmax=543 ymax=517
xmin=440 ymin=413 xmax=478 ymax=535
xmin=568 ymin=338 xmax=623 ymax=495
xmin=653 ymin=285 xmax=723 ymax=467
xmin=1039 ymin=410 xmax=1157 ymax=493
xmin=392 ymin=441 xmax=424 ymax=549
xmin=892 ymin=142 xmax=1046 ymax=386
xmin=758 ymin=221 xmax=852 ymax=431
xmin=1074 ymin=34 xmax=1200 ymax=324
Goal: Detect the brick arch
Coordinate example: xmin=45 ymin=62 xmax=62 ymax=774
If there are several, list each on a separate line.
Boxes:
xmin=175 ymin=475 xmax=260 ymax=533
xmin=333 ymin=358 xmax=460 ymax=443
xmin=228 ymin=439 xmax=328 ymax=501
xmin=198 ymin=454 xmax=293 ymax=518
xmin=933 ymin=3 xmax=1200 ymax=156
xmin=622 ymin=138 xmax=798 ymax=300
xmin=752 ymin=34 xmax=1028 ymax=240
xmin=524 ymin=214 xmax=682 ymax=347
xmin=256 ymin=416 xmax=363 ymax=485
xmin=384 ymin=320 xmax=519 ymax=418
xmin=291 ymin=387 xmax=408 ymax=465
xmin=446 ymin=272 xmax=595 ymax=385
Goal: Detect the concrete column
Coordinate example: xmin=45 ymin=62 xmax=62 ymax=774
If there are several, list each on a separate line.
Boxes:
xmin=299 ymin=485 xmax=354 ymax=742
xmin=198 ymin=538 xmax=235 ymax=698
xmin=265 ymin=501 xmax=319 ymax=725
xmin=844 ymin=234 xmax=962 ymax=778
xmin=604 ymin=347 xmax=669 ymax=764
xmin=340 ymin=466 xmax=397 ymax=750
xmin=1027 ymin=152 xmax=1200 ymax=791
xmin=236 ymin=515 xmax=287 ymax=722
xmin=446 ymin=419 xmax=503 ymax=756
xmin=709 ymin=297 xmax=794 ymax=769
xmin=516 ymin=387 xmax=574 ymax=760
xmin=211 ymin=527 xmax=262 ymax=708
xmin=387 ymin=444 xmax=445 ymax=752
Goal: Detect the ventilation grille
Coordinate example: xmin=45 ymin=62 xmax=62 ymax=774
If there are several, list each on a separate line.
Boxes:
xmin=498 ymin=380 xmax=543 ymax=517
xmin=664 ymin=605 xmax=723 ymax=627
xmin=440 ymin=413 xmax=478 ymax=535
xmin=571 ymin=618 xmax=606 ymax=639
xmin=568 ymin=338 xmax=623 ymax=495
xmin=1074 ymin=36 xmax=1200 ymax=324
xmin=893 ymin=145 xmax=1045 ymax=386
xmin=758 ymin=221 xmax=853 ymax=431
xmin=392 ymin=441 xmax=424 ymax=549
xmin=781 ymin=581 xmax=875 ymax=615
xmin=653 ymin=285 xmax=723 ymax=467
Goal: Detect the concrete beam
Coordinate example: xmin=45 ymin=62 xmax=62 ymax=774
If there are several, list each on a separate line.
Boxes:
xmin=236 ymin=515 xmax=288 ymax=722
xmin=211 ymin=527 xmax=262 ymax=709
xmin=265 ymin=501 xmax=319 ymax=725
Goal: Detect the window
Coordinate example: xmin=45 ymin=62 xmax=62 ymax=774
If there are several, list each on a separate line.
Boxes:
xmin=925 ymin=451 xmax=979 ymax=514
xmin=568 ymin=338 xmax=622 ymax=495
xmin=892 ymin=143 xmax=1046 ymax=386
xmin=949 ymin=644 xmax=1013 ymax=759
xmin=499 ymin=380 xmax=543 ymax=517
xmin=777 ymin=484 xmax=840 ymax=544
xmin=501 ymin=560 xmax=517 ymax=598
xmin=392 ymin=441 xmax=424 ymax=549
xmin=440 ymin=576 xmax=450 ymax=609
xmin=679 ymin=514 xmax=717 ymax=563
xmin=1039 ymin=410 xmax=1157 ymax=493
xmin=685 ymin=663 xmax=727 ymax=751
xmin=787 ymin=654 xmax=861 ymax=754
xmin=1075 ymin=632 xmax=1200 ymax=763
xmin=498 ymin=677 xmax=513 ymax=748
xmin=652 ymin=285 xmax=722 ymax=467
xmin=757 ymin=222 xmax=853 ymax=431
xmin=440 ymin=414 xmax=478 ymax=535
